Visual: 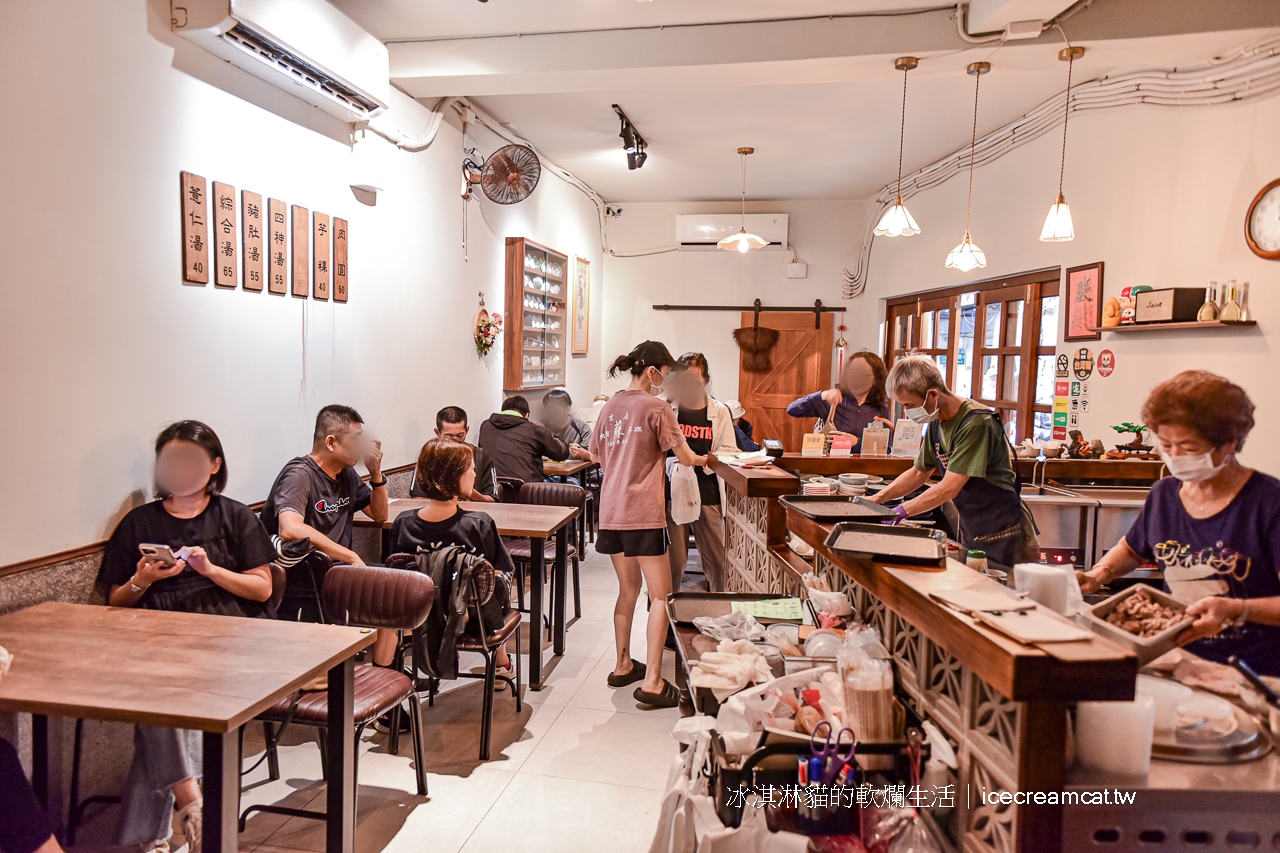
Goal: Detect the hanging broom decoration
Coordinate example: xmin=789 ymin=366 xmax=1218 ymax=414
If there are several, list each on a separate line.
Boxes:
xmin=733 ymin=299 xmax=779 ymax=372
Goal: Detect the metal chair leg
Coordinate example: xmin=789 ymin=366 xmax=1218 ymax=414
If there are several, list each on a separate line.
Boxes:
xmin=407 ymin=696 xmax=427 ymax=796
xmin=388 ymin=702 xmax=403 ymax=756
xmin=515 ymin=624 xmax=523 ymax=713
xmin=263 ymin=721 xmax=281 ymax=781
xmin=479 ymin=653 xmax=497 ymax=761
xmin=67 ymin=718 xmax=121 ymax=845
xmin=572 ymin=554 xmax=582 ymax=619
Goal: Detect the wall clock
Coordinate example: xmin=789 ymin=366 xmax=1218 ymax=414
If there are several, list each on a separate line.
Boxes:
xmin=1245 ymin=177 xmax=1280 ymax=260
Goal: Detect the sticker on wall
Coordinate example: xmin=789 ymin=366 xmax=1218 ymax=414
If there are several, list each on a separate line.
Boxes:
xmin=1073 ymin=347 xmax=1095 ymax=380
xmin=1081 ymin=381 xmax=1090 ymax=397
xmin=1080 ymin=398 xmax=1091 ymax=413
xmin=1070 ymin=398 xmax=1080 ymax=413
xmin=1052 ymin=425 xmax=1067 ymax=440
xmin=1055 ymin=381 xmax=1069 ymax=397
xmin=1056 ymin=354 xmax=1070 ymax=379
xmin=1054 ymin=412 xmax=1068 ymax=427
xmin=1069 ymin=412 xmax=1080 ymax=428
xmin=1070 ymin=381 xmax=1082 ymax=397
xmin=1053 ymin=396 xmax=1068 ymax=413
xmin=1097 ymin=349 xmax=1115 ymax=377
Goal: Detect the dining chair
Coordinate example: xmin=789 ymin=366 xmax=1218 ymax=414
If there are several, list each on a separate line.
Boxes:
xmin=506 ymin=481 xmax=584 ymax=620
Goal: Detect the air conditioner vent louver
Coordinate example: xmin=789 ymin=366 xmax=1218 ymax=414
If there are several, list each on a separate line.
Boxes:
xmin=221 ymin=24 xmax=382 ymax=117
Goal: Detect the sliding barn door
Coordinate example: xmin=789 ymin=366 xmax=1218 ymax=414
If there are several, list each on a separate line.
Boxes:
xmin=737 ymin=312 xmax=834 ymax=452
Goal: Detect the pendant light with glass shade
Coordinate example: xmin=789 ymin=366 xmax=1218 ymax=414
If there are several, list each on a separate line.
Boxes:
xmin=945 ymin=62 xmax=990 ymax=272
xmin=718 ymin=147 xmax=767 ymax=253
xmin=1040 ymin=46 xmax=1086 ymax=242
xmin=875 ymin=57 xmax=921 ymax=237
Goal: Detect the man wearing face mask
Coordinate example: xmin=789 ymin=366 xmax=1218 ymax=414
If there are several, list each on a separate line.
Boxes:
xmin=786 ymin=350 xmax=893 ymax=448
xmin=868 ymin=355 xmax=1038 ymax=569
xmin=1077 ymin=371 xmax=1280 ymax=675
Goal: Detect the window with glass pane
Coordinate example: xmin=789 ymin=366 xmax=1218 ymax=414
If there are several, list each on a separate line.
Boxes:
xmin=1033 ymin=411 xmax=1053 ymax=442
xmin=920 ymin=312 xmax=934 ymax=350
xmin=1004 ymin=301 xmax=1024 ymax=348
xmin=935 ymin=355 xmax=948 ymax=375
xmin=1035 ymin=355 xmax=1055 ymax=405
xmin=981 ymin=355 xmax=998 ymax=400
xmin=955 ymin=300 xmax=976 ymax=398
xmin=984 ymin=303 xmax=1001 ymax=348
xmin=1002 ymin=355 xmax=1021 ymax=401
xmin=937 ymin=310 xmax=950 ymax=348
xmin=1039 ymin=296 xmax=1059 ymax=347
xmin=1002 ymin=411 xmax=1018 ymax=444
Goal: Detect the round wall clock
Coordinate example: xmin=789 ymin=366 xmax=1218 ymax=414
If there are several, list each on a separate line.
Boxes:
xmin=1245 ymin=177 xmax=1280 ymax=260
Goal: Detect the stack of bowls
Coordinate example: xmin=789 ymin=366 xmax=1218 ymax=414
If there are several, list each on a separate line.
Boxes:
xmin=803 ymin=476 xmax=838 ymax=496
xmin=837 ymin=472 xmax=868 ymax=496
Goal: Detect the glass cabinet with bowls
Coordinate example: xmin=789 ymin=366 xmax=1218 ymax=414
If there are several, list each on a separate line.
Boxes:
xmin=504 ymin=237 xmax=568 ymax=390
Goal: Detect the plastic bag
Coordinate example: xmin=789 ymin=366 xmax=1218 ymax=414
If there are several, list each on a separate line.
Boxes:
xmin=693 ymin=609 xmax=766 ymax=642
xmin=670 ymin=462 xmax=701 ymax=525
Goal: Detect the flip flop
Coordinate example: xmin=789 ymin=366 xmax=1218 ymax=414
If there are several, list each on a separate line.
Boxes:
xmin=607 ymin=659 xmax=646 ymax=688
xmin=633 ymin=679 xmax=680 ymax=709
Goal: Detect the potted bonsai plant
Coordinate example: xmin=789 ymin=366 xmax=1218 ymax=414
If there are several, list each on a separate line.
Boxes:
xmin=1111 ymin=422 xmax=1150 ymax=451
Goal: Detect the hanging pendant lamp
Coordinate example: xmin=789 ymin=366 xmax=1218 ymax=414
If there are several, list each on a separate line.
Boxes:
xmin=945 ymin=61 xmax=990 ymax=272
xmin=1040 ymin=46 xmax=1086 ymax=242
xmin=875 ymin=57 xmax=921 ymax=237
xmin=719 ymin=147 xmax=767 ymax=253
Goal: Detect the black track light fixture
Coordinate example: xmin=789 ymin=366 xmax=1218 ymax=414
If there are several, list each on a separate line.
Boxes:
xmin=612 ymin=104 xmax=647 ymax=170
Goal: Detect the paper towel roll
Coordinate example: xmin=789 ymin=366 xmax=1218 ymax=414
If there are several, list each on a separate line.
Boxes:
xmin=1075 ymin=695 xmax=1156 ymax=776
xmin=1013 ymin=563 xmax=1081 ymax=615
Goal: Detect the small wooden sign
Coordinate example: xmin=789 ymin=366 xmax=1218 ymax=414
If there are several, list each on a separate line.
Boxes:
xmin=291 ymin=205 xmax=309 ymax=298
xmin=333 ymin=217 xmax=349 ymax=303
xmin=241 ymin=190 xmax=264 ymax=292
xmin=211 ymin=181 xmax=237 ymax=289
xmin=313 ymin=212 xmax=331 ymax=300
xmin=267 ymin=198 xmax=287 ymax=295
xmin=180 ymin=172 xmax=209 ymax=284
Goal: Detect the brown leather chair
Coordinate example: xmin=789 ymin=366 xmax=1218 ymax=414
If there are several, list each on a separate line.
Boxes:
xmin=280 ymin=550 xmax=334 ymax=623
xmin=241 ymin=565 xmax=436 ymax=830
xmin=496 ymin=475 xmax=523 ymax=504
xmin=265 ymin=562 xmax=288 ymax=619
xmin=507 ymin=481 xmax=584 ymax=620
xmin=445 ymin=600 xmax=522 ymax=761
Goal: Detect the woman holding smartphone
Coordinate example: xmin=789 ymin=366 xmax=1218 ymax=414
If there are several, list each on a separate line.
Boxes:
xmin=96 ymin=420 xmax=276 ymax=853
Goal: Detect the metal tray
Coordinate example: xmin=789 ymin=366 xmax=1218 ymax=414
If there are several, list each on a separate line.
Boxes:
xmin=1151 ymin=704 xmax=1273 ymax=764
xmin=780 ymin=495 xmax=899 ymax=522
xmin=823 ymin=522 xmax=947 ymax=568
xmin=666 ymin=592 xmax=803 ymax=626
xmin=1079 ymin=583 xmax=1193 ymax=666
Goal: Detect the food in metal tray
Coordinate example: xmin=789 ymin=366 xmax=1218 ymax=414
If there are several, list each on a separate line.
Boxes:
xmin=1105 ymin=588 xmax=1185 ymax=638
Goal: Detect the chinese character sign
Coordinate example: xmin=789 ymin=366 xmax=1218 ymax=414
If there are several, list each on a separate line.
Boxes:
xmin=212 ymin=181 xmax=237 ymax=289
xmin=291 ymin=205 xmax=309 ymax=298
xmin=333 ymin=217 xmax=349 ymax=303
xmin=180 ymin=172 xmax=209 ymax=284
xmin=242 ymin=190 xmax=264 ymax=292
xmin=312 ymin=211 xmax=331 ymax=300
xmin=267 ymin=198 xmax=288 ymax=295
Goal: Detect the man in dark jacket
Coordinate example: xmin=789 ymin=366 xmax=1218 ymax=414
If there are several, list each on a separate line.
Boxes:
xmin=478 ymin=395 xmax=570 ymax=484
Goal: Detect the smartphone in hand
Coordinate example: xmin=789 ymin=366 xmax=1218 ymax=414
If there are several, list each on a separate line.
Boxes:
xmin=138 ymin=543 xmax=179 ymax=567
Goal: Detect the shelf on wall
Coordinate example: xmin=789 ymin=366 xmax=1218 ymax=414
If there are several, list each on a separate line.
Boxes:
xmin=1087 ymin=320 xmax=1257 ymax=333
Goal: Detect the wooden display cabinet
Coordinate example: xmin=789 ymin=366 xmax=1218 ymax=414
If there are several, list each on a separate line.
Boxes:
xmin=504 ymin=237 xmax=569 ymax=391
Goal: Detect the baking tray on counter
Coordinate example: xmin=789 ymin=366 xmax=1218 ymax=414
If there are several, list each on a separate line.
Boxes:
xmin=666 ymin=591 xmax=804 ymax=626
xmin=780 ymin=495 xmax=900 ymax=522
xmin=823 ymin=521 xmax=947 ymax=569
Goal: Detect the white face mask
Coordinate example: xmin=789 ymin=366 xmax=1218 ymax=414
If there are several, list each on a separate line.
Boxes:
xmin=645 ymin=367 xmax=665 ymax=396
xmin=905 ymin=392 xmax=939 ymax=425
xmin=1161 ymin=449 xmax=1226 ymax=482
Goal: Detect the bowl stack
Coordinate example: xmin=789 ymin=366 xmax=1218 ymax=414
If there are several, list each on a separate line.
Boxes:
xmin=837 ymin=473 xmax=868 ymax=496
xmin=803 ymin=476 xmax=838 ymax=496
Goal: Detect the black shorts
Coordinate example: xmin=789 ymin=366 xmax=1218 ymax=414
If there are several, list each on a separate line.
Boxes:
xmin=596 ymin=527 xmax=669 ymax=557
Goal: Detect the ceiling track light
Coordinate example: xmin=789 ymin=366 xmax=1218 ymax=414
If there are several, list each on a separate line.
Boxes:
xmin=1041 ymin=46 xmax=1085 ymax=242
xmin=875 ymin=56 xmax=921 ymax=238
xmin=946 ymin=62 xmax=990 ymax=273
xmin=718 ymin=147 xmax=767 ymax=253
xmin=612 ymin=104 xmax=648 ymax=170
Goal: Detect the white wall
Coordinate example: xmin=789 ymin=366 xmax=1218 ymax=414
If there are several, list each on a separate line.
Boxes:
xmin=599 ymin=200 xmax=868 ymax=401
xmin=0 ymin=0 xmax=602 ymax=564
xmin=860 ymin=97 xmax=1280 ymax=471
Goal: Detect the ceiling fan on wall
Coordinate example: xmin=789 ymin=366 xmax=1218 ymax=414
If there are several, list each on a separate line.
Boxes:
xmin=461 ymin=144 xmax=542 ymax=204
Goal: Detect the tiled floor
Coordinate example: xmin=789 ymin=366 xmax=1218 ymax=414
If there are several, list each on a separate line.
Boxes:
xmin=71 ymin=549 xmax=692 ymax=853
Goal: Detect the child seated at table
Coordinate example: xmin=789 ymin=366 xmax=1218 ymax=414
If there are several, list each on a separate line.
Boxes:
xmin=95 ymin=420 xmax=276 ymax=853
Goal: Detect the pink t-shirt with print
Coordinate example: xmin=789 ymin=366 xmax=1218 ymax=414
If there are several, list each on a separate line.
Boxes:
xmin=592 ymin=390 xmax=685 ymax=530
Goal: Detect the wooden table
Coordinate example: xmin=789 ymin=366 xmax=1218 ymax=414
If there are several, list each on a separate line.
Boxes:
xmin=0 ymin=602 xmax=375 ymax=853
xmin=356 ymin=499 xmax=578 ymax=689
xmin=543 ymin=458 xmax=594 ymax=478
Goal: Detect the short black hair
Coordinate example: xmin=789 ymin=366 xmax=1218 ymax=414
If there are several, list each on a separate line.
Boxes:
xmin=155 ymin=420 xmax=228 ymax=496
xmin=313 ymin=404 xmax=363 ymax=446
xmin=436 ymin=406 xmax=469 ymax=430
xmin=501 ymin=396 xmax=530 ymax=416
xmin=542 ymin=389 xmax=572 ymax=408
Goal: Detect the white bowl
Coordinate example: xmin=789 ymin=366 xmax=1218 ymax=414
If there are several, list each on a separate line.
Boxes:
xmin=839 ymin=473 xmax=869 ymax=485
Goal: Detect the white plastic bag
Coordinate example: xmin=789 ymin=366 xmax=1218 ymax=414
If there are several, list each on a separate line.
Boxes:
xmin=670 ymin=463 xmax=701 ymax=525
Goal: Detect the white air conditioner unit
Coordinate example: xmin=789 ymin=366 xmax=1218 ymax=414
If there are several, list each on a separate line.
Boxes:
xmin=172 ymin=0 xmax=389 ymax=122
xmin=676 ymin=214 xmax=789 ymax=251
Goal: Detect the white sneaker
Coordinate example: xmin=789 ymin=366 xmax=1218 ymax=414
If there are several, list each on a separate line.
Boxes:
xmin=176 ymin=798 xmax=203 ymax=853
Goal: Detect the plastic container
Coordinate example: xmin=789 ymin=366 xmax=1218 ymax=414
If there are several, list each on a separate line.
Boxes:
xmin=803 ymin=628 xmax=844 ymax=658
xmin=1080 ymin=584 xmax=1192 ymax=666
xmin=966 ymin=550 xmax=989 ymax=574
xmin=1136 ymin=675 xmax=1193 ymax=733
xmin=1075 ymin=695 xmax=1156 ymax=776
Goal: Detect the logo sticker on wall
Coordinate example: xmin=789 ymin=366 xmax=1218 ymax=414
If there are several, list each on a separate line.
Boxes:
xmin=1056 ymin=354 xmax=1070 ymax=379
xmin=1054 ymin=412 xmax=1068 ymax=427
xmin=1069 ymin=413 xmax=1080 ymax=427
xmin=1053 ymin=425 xmax=1067 ymax=440
xmin=1098 ymin=349 xmax=1115 ymax=377
xmin=1080 ymin=398 xmax=1091 ymax=413
xmin=1073 ymin=348 xmax=1095 ymax=380
xmin=1081 ymin=382 xmax=1090 ymax=397
xmin=1070 ymin=381 xmax=1082 ymax=397
xmin=1056 ymin=381 xmax=1070 ymax=397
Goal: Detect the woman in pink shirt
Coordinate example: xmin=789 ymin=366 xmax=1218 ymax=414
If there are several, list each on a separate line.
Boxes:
xmin=591 ymin=341 xmax=708 ymax=708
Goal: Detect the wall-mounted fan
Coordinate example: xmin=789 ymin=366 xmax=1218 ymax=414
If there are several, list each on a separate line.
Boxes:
xmin=461 ymin=144 xmax=542 ymax=204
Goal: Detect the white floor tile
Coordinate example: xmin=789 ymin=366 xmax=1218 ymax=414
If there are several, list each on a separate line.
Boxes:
xmin=567 ymin=656 xmax=683 ymax=719
xmin=518 ymin=705 xmax=679 ymax=791
xmin=415 ymin=686 xmax=564 ymax=771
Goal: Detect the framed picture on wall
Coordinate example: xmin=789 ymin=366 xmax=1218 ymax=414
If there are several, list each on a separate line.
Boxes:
xmin=1064 ymin=261 xmax=1104 ymax=342
xmin=571 ymin=256 xmax=590 ymax=354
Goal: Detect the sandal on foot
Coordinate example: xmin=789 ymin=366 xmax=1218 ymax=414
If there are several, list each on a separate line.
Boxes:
xmin=606 ymin=659 xmax=646 ymax=688
xmin=633 ymin=679 xmax=679 ymax=708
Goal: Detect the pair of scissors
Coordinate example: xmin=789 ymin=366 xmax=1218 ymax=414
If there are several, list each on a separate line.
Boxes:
xmin=808 ymin=720 xmax=856 ymax=784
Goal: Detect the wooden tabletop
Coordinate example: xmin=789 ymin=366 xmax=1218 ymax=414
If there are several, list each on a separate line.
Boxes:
xmin=358 ymin=498 xmax=578 ymax=537
xmin=777 ymin=454 xmax=919 ymax=478
xmin=0 ymin=602 xmax=375 ymax=732
xmin=786 ymin=510 xmax=1137 ymax=703
xmin=706 ymin=456 xmax=800 ymax=498
xmin=543 ymin=459 xmax=594 ymax=476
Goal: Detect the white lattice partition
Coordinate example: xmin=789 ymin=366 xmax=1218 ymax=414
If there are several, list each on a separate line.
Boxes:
xmin=723 ymin=489 xmax=774 ymax=592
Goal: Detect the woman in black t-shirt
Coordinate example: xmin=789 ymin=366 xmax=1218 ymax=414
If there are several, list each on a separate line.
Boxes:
xmin=95 ymin=421 xmax=275 ymax=853
xmin=391 ymin=438 xmax=514 ymax=674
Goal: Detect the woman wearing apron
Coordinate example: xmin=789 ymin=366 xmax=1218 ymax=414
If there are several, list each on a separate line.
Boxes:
xmin=868 ymin=355 xmax=1038 ymax=569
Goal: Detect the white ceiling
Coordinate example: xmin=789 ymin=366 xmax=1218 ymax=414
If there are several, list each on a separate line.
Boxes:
xmin=331 ymin=0 xmax=1280 ymax=202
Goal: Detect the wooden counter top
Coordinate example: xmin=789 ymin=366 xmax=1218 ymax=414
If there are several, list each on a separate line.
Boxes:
xmin=707 ymin=456 xmax=799 ymax=498
xmin=777 ymin=454 xmax=918 ymax=477
xmin=786 ymin=508 xmax=1137 ymax=703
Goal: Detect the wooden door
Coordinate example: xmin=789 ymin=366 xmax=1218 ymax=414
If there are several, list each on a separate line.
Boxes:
xmin=737 ymin=312 xmax=834 ymax=452
xmin=970 ymin=284 xmax=1033 ymax=443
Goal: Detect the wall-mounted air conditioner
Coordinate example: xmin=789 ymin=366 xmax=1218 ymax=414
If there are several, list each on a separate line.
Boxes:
xmin=172 ymin=0 xmax=389 ymax=122
xmin=676 ymin=214 xmax=789 ymax=251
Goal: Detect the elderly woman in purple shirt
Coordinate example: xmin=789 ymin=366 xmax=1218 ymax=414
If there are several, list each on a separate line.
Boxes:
xmin=786 ymin=350 xmax=893 ymax=451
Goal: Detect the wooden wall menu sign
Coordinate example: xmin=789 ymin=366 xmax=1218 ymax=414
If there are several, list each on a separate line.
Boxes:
xmin=267 ymin=198 xmax=287 ymax=295
xmin=241 ymin=191 xmax=264 ymax=292
xmin=291 ymin=205 xmax=309 ymax=298
xmin=313 ymin=212 xmax=331 ymax=300
xmin=333 ymin=217 xmax=349 ymax=303
xmin=180 ymin=172 xmax=209 ymax=284
xmin=211 ymin=181 xmax=237 ymax=289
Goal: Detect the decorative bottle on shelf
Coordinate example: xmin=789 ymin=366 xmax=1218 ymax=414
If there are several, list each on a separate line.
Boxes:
xmin=1239 ymin=282 xmax=1252 ymax=322
xmin=1219 ymin=280 xmax=1244 ymax=321
xmin=1196 ymin=282 xmax=1219 ymax=322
